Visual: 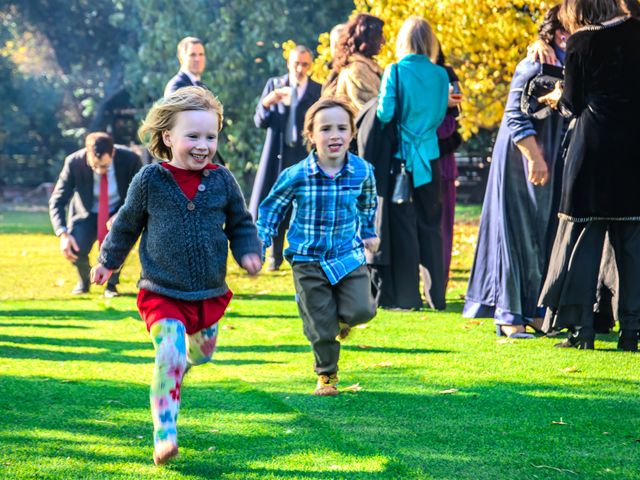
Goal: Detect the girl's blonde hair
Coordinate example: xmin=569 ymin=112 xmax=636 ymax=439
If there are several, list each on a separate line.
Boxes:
xmin=395 ymin=16 xmax=440 ymax=62
xmin=138 ymin=86 xmax=223 ymax=160
xmin=302 ymin=96 xmax=356 ymax=152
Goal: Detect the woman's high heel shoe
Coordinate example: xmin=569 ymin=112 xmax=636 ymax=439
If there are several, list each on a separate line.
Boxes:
xmin=496 ymin=325 xmax=535 ymax=339
xmin=554 ymin=328 xmax=595 ymax=350
xmin=617 ymin=330 xmax=639 ymax=352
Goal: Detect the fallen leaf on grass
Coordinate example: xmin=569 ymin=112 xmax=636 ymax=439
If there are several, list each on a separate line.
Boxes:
xmin=559 ymin=366 xmax=581 ymax=373
xmin=497 ymin=338 xmax=516 ymax=344
xmin=466 ymin=320 xmax=483 ymax=325
xmin=439 ymin=388 xmax=459 ymax=395
xmin=342 ymin=383 xmax=362 ymax=393
xmin=551 ymin=418 xmax=568 ymax=425
xmin=222 ymin=325 xmax=236 ymax=330
xmin=136 ymin=435 xmax=144 ymax=439
xmin=60 ymin=380 xmax=77 ymax=383
xmin=355 ymin=324 xmax=369 ymax=330
xmin=373 ymin=361 xmax=393 ymax=368
xmin=107 ymin=400 xmax=124 ymax=405
xmin=207 ymin=446 xmax=217 ymax=451
xmin=257 ymin=290 xmax=271 ymax=294
xmin=54 ymin=278 xmax=66 ymax=287
xmin=357 ymin=345 xmax=372 ymax=349
xmin=210 ymin=429 xmax=219 ymax=433
xmin=458 ymin=294 xmax=466 ymax=300
xmin=602 ymin=432 xmax=610 ymax=435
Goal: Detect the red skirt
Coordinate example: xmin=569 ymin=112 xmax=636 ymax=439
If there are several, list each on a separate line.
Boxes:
xmin=137 ymin=288 xmax=232 ymax=335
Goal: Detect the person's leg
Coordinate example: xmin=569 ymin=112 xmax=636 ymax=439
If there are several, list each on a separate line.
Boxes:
xmin=540 ymin=221 xmax=606 ymax=348
xmin=414 ymin=160 xmax=446 ymax=310
xmin=608 ymin=222 xmax=640 ymax=351
xmin=440 ymin=177 xmax=456 ymax=288
xmin=380 ymin=202 xmax=422 ymax=309
xmin=292 ymin=262 xmax=340 ymax=394
xmin=68 ymin=215 xmax=97 ymax=293
xmin=149 ymin=319 xmax=187 ymax=464
xmin=187 ymin=323 xmax=219 ymax=368
xmin=334 ymin=265 xmax=377 ymax=341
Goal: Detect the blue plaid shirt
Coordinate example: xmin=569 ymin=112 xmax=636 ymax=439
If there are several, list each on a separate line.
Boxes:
xmin=257 ymin=152 xmax=378 ymax=285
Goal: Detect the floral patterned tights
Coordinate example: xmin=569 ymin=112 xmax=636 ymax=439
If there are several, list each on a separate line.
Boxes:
xmin=149 ymin=319 xmax=218 ymax=448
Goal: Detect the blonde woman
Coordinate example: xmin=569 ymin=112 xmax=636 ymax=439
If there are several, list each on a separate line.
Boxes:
xmin=373 ymin=16 xmax=449 ymax=310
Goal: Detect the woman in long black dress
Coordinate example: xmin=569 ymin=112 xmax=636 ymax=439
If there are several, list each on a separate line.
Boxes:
xmin=463 ymin=7 xmax=569 ymax=337
xmin=539 ymin=0 xmax=640 ymax=350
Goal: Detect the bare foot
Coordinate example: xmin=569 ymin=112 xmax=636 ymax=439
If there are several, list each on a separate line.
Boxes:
xmin=529 ymin=317 xmax=545 ymax=332
xmin=500 ymin=325 xmax=525 ymax=336
xmin=153 ymin=440 xmax=178 ymax=466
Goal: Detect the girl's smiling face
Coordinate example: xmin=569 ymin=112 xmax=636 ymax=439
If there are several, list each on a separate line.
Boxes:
xmin=162 ymin=110 xmax=218 ymax=170
xmin=311 ymin=106 xmax=352 ymax=164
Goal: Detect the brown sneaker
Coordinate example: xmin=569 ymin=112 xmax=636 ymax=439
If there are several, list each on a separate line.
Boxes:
xmin=314 ymin=373 xmax=339 ymax=396
xmin=153 ymin=440 xmax=179 ymax=465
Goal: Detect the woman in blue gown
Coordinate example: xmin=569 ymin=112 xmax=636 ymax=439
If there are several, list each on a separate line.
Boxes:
xmin=463 ymin=6 xmax=570 ymax=337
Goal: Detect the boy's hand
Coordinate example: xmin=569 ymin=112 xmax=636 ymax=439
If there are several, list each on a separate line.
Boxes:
xmin=91 ymin=264 xmax=114 ymax=285
xmin=241 ymin=253 xmax=263 ymax=276
xmin=363 ymin=237 xmax=380 ymax=254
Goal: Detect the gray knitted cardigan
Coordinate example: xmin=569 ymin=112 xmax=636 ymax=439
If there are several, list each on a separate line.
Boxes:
xmin=98 ymin=163 xmax=261 ymax=300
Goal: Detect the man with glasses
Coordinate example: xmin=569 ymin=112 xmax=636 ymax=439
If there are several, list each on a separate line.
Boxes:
xmin=249 ymin=45 xmax=322 ymax=271
xmin=49 ymin=132 xmax=142 ymax=297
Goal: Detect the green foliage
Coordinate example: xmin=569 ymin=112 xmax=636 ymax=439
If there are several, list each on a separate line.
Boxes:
xmin=122 ymin=0 xmax=352 ymax=185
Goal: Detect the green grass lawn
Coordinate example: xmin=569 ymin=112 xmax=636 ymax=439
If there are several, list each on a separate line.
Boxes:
xmin=0 ymin=208 xmax=638 ymax=479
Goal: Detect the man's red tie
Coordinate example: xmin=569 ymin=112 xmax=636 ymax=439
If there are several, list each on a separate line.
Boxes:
xmin=97 ymin=173 xmax=109 ymax=245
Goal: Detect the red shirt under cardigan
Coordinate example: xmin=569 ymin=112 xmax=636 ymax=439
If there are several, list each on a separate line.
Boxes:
xmin=137 ymin=162 xmax=232 ymax=334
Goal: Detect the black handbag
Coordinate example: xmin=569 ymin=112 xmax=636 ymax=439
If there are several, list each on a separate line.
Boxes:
xmin=520 ymin=63 xmax=564 ymax=120
xmin=390 ymin=63 xmax=412 ymax=204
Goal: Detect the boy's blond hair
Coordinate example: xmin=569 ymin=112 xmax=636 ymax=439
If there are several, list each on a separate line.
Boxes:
xmin=302 ymin=96 xmax=356 ymax=152
xmin=138 ymin=86 xmax=223 ymax=160
xmin=395 ymin=16 xmax=440 ymax=62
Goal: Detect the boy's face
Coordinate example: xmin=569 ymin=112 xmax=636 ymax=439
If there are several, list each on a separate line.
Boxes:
xmin=311 ymin=106 xmax=352 ymax=164
xmin=180 ymin=42 xmax=206 ymax=76
xmin=162 ymin=110 xmax=218 ymax=170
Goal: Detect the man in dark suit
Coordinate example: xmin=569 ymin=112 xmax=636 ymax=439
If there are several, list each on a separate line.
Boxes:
xmin=249 ymin=45 xmax=322 ymax=270
xmin=49 ymin=132 xmax=142 ymax=297
xmin=164 ymin=36 xmax=207 ymax=97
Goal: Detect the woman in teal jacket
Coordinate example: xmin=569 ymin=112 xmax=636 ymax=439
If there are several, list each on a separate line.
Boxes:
xmin=374 ymin=16 xmax=449 ymax=310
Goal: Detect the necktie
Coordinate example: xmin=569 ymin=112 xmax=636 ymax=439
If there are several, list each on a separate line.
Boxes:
xmin=285 ymin=83 xmax=298 ymax=147
xmin=97 ymin=173 xmax=109 ymax=245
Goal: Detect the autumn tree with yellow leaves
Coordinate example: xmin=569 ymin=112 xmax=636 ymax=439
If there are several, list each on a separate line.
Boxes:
xmin=307 ymin=0 xmax=555 ymax=140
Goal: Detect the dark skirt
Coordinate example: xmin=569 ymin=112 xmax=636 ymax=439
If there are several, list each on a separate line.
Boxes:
xmin=540 ymin=219 xmax=640 ymax=332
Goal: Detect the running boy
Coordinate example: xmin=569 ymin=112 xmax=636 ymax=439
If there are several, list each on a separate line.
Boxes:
xmin=257 ymin=96 xmax=379 ymax=396
xmin=91 ymin=87 xmax=262 ymax=465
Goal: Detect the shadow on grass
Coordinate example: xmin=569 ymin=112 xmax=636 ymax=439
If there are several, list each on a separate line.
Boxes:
xmin=233 ymin=293 xmax=294 ymax=302
xmin=0 ymin=308 xmax=140 ymax=321
xmin=218 ymin=344 xmax=450 ymax=355
xmin=0 ymin=322 xmax=90 ymax=329
xmin=0 ymin=335 xmax=282 ymax=366
xmin=2 ymin=374 xmax=639 ymax=479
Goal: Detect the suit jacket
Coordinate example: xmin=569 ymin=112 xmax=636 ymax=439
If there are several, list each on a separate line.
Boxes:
xmin=49 ymin=145 xmax=142 ymax=235
xmin=248 ymin=74 xmax=322 ymax=218
xmin=164 ymin=71 xmax=206 ymax=97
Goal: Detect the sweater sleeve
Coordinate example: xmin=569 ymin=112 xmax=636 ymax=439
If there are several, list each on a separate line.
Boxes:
xmin=376 ymin=65 xmax=396 ymax=125
xmin=254 ymin=78 xmax=276 ymax=129
xmin=221 ymin=168 xmax=262 ymax=264
xmin=558 ymin=36 xmax=586 ymax=117
xmin=98 ymin=166 xmax=149 ymax=270
xmin=504 ymin=59 xmax=538 ymax=143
